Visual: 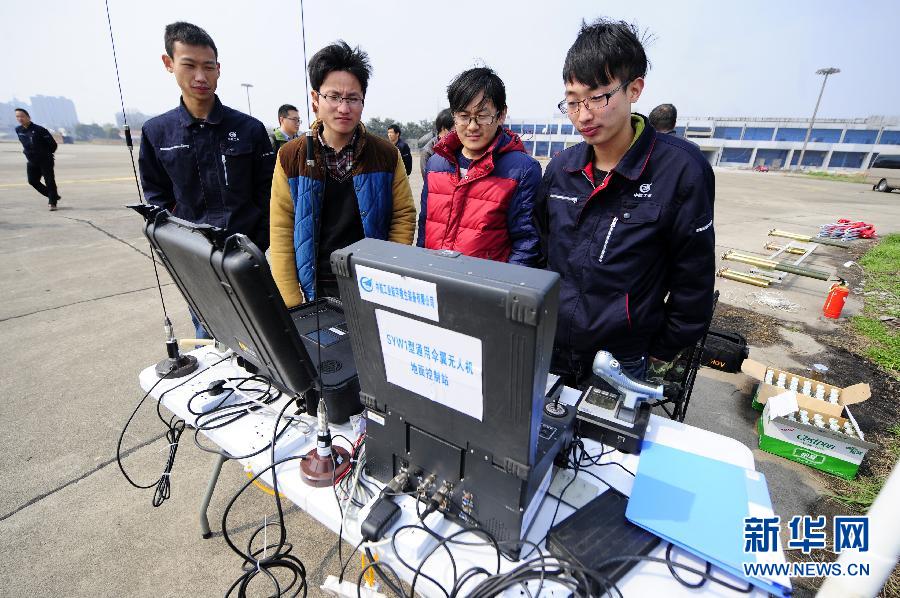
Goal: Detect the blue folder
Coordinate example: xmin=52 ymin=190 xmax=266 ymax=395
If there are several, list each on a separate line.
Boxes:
xmin=626 ymin=440 xmax=791 ymax=596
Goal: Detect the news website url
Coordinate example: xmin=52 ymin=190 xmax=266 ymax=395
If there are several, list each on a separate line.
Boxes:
xmin=743 ymin=562 xmax=871 ymax=578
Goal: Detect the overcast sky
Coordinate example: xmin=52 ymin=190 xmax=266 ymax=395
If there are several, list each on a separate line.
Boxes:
xmin=2 ymin=0 xmax=898 ymax=128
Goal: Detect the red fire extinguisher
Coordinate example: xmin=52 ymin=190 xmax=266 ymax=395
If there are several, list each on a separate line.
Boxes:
xmin=823 ymin=280 xmax=849 ymax=319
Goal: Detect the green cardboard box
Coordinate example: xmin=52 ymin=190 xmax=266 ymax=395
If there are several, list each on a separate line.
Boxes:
xmin=758 ymin=400 xmax=875 ymax=480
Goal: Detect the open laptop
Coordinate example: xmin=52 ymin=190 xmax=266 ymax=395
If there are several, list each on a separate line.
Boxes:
xmin=131 ymin=204 xmax=361 ymax=422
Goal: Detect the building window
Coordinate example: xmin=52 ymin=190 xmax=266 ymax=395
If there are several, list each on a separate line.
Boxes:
xmin=535 ymin=141 xmax=549 ymax=157
xmin=536 ymin=124 xmax=556 ymax=135
xmin=520 ymin=124 xmax=535 ymax=135
xmin=674 ymin=127 xmax=686 ymax=137
xmin=523 ymin=140 xmax=535 ymax=155
xmin=713 ymin=127 xmax=741 ymax=140
xmin=828 ymin=152 xmax=866 ymax=169
xmin=809 ymin=128 xmax=842 ymax=143
xmin=560 ymin=124 xmax=575 ymax=135
xmin=791 ymin=150 xmax=827 ymax=167
xmin=549 ymin=141 xmax=566 ymax=157
xmin=775 ymin=127 xmax=807 ymax=142
xmin=878 ymin=130 xmax=900 ymax=144
xmin=754 ymin=149 xmax=789 ymax=168
xmin=721 ymin=148 xmax=753 ymax=163
xmin=742 ymin=127 xmax=774 ymax=141
xmin=869 ymin=153 xmax=879 ymax=168
xmin=843 ymin=129 xmax=878 ymax=144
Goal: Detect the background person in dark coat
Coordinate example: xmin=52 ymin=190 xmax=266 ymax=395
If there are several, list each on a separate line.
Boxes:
xmin=387 ymin=124 xmax=413 ymax=175
xmin=419 ymin=108 xmax=454 ymax=179
xmin=648 ymin=103 xmax=677 ymax=134
xmin=14 ymin=108 xmax=61 ymax=211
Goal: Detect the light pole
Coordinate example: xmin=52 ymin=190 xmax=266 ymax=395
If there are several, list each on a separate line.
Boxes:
xmin=241 ymin=83 xmax=254 ymax=116
xmin=796 ymin=67 xmax=840 ymax=170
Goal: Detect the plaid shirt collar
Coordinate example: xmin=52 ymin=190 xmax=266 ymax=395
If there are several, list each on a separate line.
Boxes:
xmin=317 ymin=126 xmax=359 ymax=181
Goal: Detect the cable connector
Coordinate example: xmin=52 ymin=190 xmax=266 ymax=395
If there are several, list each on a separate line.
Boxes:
xmin=415 ymin=473 xmax=436 ymax=496
xmin=380 ymin=470 xmax=409 ymax=498
xmin=421 ymin=481 xmax=452 ymax=520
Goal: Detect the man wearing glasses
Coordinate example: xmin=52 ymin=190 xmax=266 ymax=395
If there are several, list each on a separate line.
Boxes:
xmin=270 ymin=41 xmax=415 ymax=305
xmin=270 ymin=104 xmax=301 ymax=153
xmin=417 ymin=67 xmax=541 ymax=266
xmin=536 ymin=18 xmax=715 ymax=384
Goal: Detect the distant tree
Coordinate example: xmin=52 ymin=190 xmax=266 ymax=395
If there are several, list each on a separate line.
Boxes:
xmin=365 ymin=118 xmax=434 ymax=149
xmin=75 ymin=123 xmax=105 ymax=141
xmin=365 ymin=117 xmax=391 ymax=139
xmin=106 ymin=126 xmax=121 ymax=139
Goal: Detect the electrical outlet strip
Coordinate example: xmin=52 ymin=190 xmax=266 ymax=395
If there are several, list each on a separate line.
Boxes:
xmin=321 ymin=575 xmax=385 ymax=598
xmin=244 ymin=418 xmax=313 ymax=473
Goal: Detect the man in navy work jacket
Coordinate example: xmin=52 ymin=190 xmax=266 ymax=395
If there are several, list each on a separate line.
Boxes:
xmin=14 ymin=108 xmax=61 ymax=211
xmin=536 ymin=18 xmax=715 ymax=384
xmin=139 ymin=21 xmax=275 ymax=338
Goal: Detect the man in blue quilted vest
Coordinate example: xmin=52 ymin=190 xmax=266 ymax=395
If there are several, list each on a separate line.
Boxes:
xmin=270 ymin=41 xmax=415 ymax=306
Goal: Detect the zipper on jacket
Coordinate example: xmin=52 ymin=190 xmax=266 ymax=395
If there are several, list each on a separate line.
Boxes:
xmin=221 ymin=155 xmax=229 ymax=186
xmin=597 ymin=216 xmax=618 ymax=263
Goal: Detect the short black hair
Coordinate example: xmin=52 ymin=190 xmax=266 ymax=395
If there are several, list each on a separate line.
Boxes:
xmin=434 ymin=108 xmax=454 ymax=133
xmin=649 ymin=104 xmax=677 ymax=132
xmin=447 ymin=67 xmax=507 ymax=114
xmin=278 ymin=104 xmax=298 ymax=119
xmin=14 ymin=108 xmax=30 ymax=117
xmin=308 ymin=41 xmax=372 ymax=96
xmin=165 ymin=22 xmax=218 ymax=59
xmin=563 ymin=18 xmax=649 ymax=89
xmin=387 ymin=124 xmax=401 ymax=136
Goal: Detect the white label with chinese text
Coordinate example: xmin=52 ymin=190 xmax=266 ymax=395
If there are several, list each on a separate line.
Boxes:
xmin=375 ymin=309 xmax=482 ymax=420
xmin=356 ymin=265 xmax=439 ymax=321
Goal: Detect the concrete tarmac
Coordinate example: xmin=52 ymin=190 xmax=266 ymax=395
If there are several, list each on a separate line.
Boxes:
xmin=1 ymin=142 xmax=898 ymax=596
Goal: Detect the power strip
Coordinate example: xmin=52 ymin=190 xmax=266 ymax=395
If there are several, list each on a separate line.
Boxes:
xmin=244 ymin=416 xmax=313 ymax=474
xmin=321 ymin=575 xmax=385 ymax=598
xmin=188 ymin=386 xmax=242 ymax=415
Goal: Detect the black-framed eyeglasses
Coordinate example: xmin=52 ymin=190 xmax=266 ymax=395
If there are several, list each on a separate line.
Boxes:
xmin=315 ymin=91 xmax=364 ymax=109
xmin=557 ymin=81 xmax=628 ymax=115
xmin=453 ymin=111 xmax=500 ymax=127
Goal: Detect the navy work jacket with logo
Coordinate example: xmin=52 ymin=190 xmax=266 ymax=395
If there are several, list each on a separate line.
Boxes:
xmin=139 ymin=96 xmax=275 ymax=250
xmin=536 ymin=114 xmax=715 ymax=378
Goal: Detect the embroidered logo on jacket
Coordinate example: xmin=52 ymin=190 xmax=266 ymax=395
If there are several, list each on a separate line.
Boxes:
xmin=634 ymin=182 xmax=653 ymax=198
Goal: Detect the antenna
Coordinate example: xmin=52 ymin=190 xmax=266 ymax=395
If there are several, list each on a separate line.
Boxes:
xmin=105 ymin=0 xmax=196 ymax=377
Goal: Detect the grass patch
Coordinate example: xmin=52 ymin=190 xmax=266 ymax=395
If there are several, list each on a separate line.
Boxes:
xmin=851 ymin=233 xmax=900 ymax=376
xmin=827 ymin=425 xmax=900 ymax=510
xmin=801 ymin=170 xmax=867 ymax=184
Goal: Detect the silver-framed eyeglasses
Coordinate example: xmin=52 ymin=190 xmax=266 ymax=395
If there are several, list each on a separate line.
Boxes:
xmin=557 ymin=81 xmax=628 ymax=115
xmin=316 ymin=91 xmax=364 ymax=109
xmin=453 ymin=111 xmax=500 ymax=127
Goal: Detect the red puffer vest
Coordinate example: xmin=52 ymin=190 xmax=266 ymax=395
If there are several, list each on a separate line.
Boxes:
xmin=421 ymin=129 xmax=529 ymax=262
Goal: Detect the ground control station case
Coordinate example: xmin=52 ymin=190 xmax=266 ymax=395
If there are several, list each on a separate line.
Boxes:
xmin=333 ymin=239 xmax=565 ymax=555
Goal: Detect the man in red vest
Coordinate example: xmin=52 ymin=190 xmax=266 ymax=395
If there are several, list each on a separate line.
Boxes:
xmin=417 ymin=67 xmax=541 ymax=265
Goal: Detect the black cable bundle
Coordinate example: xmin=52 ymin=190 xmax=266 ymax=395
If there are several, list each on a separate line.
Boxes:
xmin=221 ymin=398 xmax=310 ymax=597
xmin=116 ymin=355 xmax=230 ymax=507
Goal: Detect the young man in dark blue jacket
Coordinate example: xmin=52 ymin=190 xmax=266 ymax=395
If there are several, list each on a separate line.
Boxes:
xmin=536 ymin=18 xmax=715 ymax=383
xmin=15 ymin=108 xmax=61 ymax=211
xmin=139 ymin=22 xmax=275 ymax=338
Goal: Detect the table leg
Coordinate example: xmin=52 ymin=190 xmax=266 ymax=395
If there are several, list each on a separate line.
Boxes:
xmin=200 ymin=453 xmax=228 ymax=539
